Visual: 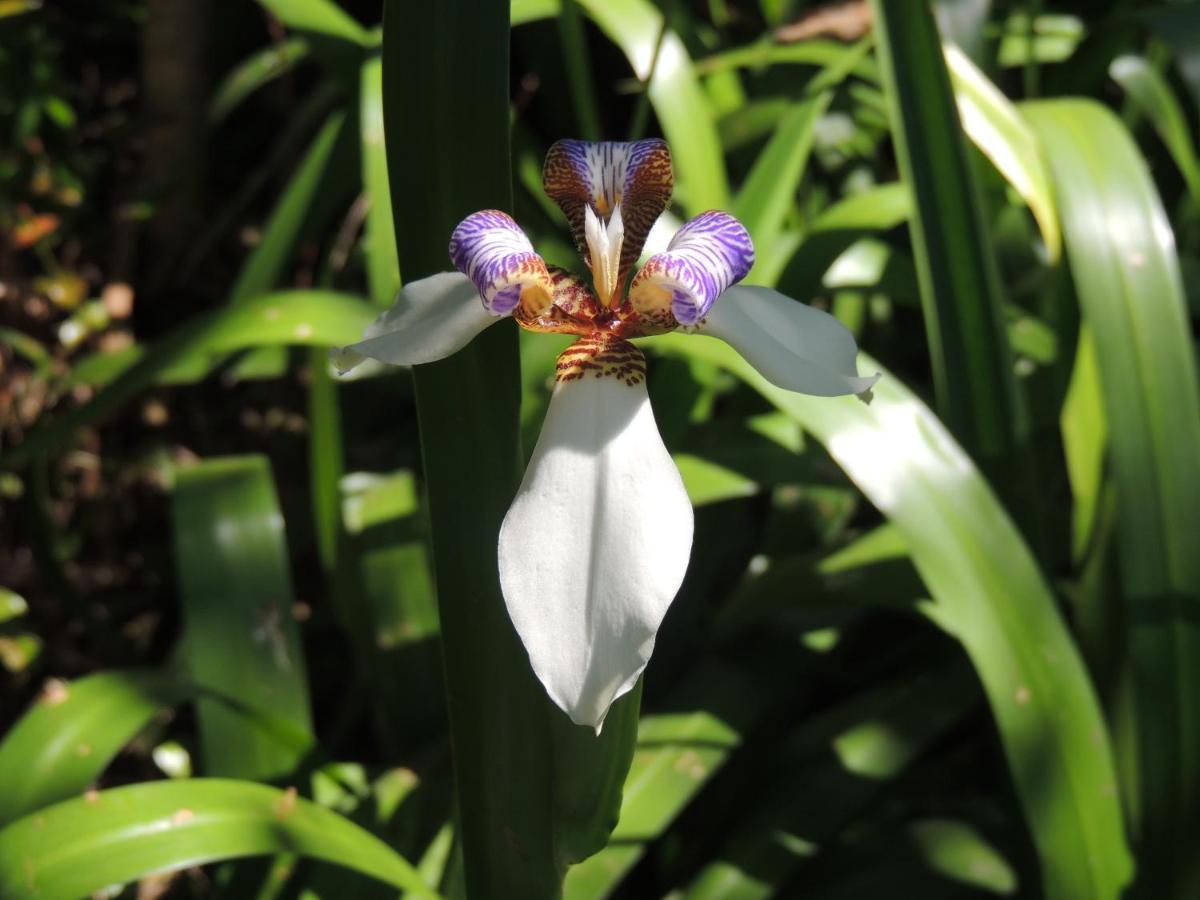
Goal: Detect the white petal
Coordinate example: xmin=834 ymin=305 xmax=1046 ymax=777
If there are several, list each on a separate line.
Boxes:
xmin=702 ymin=285 xmax=880 ymax=397
xmin=498 ymin=373 xmax=693 ymax=732
xmin=331 ymin=272 xmax=498 ymax=374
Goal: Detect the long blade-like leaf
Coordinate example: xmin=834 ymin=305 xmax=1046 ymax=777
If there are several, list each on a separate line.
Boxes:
xmin=0 ymin=779 xmax=434 ymax=899
xmin=654 ymin=333 xmax=1133 ymax=900
xmin=1025 ymin=98 xmax=1200 ymax=898
xmin=0 ymin=670 xmax=189 ymax=826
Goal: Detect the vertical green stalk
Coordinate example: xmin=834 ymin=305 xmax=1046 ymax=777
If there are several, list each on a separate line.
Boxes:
xmin=381 ymin=3 xmax=556 ymax=895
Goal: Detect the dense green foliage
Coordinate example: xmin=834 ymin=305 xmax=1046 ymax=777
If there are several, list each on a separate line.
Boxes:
xmin=2 ymin=1 xmax=1199 ymax=897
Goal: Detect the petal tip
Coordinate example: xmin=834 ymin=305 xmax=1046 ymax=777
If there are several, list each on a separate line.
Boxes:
xmin=330 ymin=346 xmax=364 ymax=376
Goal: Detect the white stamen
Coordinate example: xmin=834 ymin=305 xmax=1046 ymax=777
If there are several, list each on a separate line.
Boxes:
xmin=585 ymin=203 xmax=625 ymax=306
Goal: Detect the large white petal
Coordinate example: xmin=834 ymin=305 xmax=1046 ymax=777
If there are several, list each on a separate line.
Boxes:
xmin=331 ymin=272 xmax=498 ymax=374
xmin=498 ymin=371 xmax=693 ymax=732
xmin=702 ymin=285 xmax=880 ymax=397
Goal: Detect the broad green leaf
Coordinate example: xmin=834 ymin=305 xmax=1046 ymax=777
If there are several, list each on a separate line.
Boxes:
xmin=1110 ymin=54 xmax=1200 ymax=203
xmin=210 ymin=37 xmax=310 ymax=124
xmin=870 ymin=0 xmax=1026 ymax=471
xmin=0 ymin=779 xmax=435 ymax=899
xmin=653 ymin=333 xmax=1133 ymax=900
xmin=6 ymin=290 xmax=375 ymax=467
xmin=1024 ymin=99 xmax=1200 ymax=898
xmin=173 ymin=456 xmax=313 ymax=780
xmin=0 ymin=670 xmax=190 ymax=826
xmin=945 ymin=43 xmax=1061 ymax=261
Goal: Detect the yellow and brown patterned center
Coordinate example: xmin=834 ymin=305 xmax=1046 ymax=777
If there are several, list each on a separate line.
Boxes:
xmin=555 ymin=336 xmax=646 ymax=386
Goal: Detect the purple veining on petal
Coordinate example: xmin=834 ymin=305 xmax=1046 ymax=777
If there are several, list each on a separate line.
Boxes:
xmin=629 ymin=210 xmax=755 ymax=325
xmin=448 ymin=209 xmax=552 ymax=315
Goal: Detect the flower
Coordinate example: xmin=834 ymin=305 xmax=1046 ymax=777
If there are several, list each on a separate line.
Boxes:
xmin=333 ymin=139 xmax=878 ymax=732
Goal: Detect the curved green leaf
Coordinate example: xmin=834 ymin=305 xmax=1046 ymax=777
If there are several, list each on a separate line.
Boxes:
xmin=1024 ymin=98 xmax=1200 ymax=897
xmin=652 ymin=333 xmax=1133 ymax=900
xmin=944 ymin=42 xmax=1061 ymax=261
xmin=0 ymin=779 xmax=436 ymax=899
xmin=5 ymin=290 xmax=375 ymax=467
xmin=0 ymin=670 xmax=190 ymax=826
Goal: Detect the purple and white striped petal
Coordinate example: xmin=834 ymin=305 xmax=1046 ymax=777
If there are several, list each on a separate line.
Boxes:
xmin=543 ymin=139 xmax=673 ymax=288
xmin=629 ymin=210 xmax=755 ymax=326
xmin=449 ymin=210 xmax=554 ymax=316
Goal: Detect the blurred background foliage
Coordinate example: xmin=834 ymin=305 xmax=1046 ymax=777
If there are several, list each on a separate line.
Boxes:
xmin=1 ymin=0 xmax=1198 ymax=897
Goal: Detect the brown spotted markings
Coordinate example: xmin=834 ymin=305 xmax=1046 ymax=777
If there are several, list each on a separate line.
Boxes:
xmin=556 ymin=336 xmax=646 ymax=386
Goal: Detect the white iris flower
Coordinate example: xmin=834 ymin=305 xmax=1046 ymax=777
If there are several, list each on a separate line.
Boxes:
xmin=333 ymin=139 xmax=878 ymax=732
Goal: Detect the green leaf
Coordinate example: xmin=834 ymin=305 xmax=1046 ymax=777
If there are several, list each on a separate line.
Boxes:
xmin=944 ymin=43 xmax=1062 ymax=262
xmin=0 ymin=670 xmax=190 ymax=826
xmin=653 ymin=333 xmax=1133 ymax=900
xmin=0 ymin=779 xmax=435 ymax=899
xmin=173 ymin=456 xmax=313 ymax=780
xmin=6 ymin=290 xmax=375 ymax=467
xmin=210 ymin=37 xmax=310 ymax=125
xmin=1109 ymin=54 xmax=1200 ymax=203
xmin=870 ymin=0 xmax=1026 ymax=470
xmin=1024 ymin=98 xmax=1200 ymax=897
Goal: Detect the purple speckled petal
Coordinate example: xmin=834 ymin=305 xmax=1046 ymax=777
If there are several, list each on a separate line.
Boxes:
xmin=449 ymin=210 xmax=553 ymax=315
xmin=543 ymin=139 xmax=673 ymax=287
xmin=629 ymin=210 xmax=755 ymax=326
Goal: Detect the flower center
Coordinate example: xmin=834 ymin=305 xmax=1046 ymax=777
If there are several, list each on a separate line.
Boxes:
xmin=584 ymin=203 xmax=625 ymax=308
